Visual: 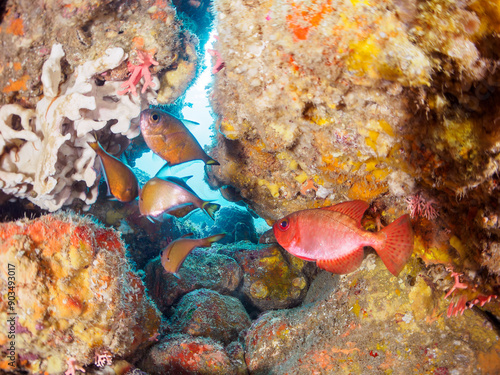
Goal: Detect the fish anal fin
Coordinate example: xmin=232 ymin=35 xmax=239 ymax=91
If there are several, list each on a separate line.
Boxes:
xmin=293 ymin=254 xmax=316 ymax=262
xmin=322 ymin=200 xmax=369 ymax=226
xmin=376 ymin=214 xmax=414 ymax=276
xmin=316 ymin=247 xmax=364 ymax=274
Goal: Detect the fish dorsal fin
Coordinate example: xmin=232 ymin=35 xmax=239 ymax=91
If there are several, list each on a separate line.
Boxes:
xmin=316 ymin=247 xmax=365 ymax=274
xmin=322 ymin=200 xmax=369 ymax=226
xmin=181 ymin=233 xmax=194 ymax=238
xmin=154 ymin=163 xmax=172 ymax=178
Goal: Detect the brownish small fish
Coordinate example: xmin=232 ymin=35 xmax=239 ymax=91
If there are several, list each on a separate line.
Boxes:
xmin=140 ymin=108 xmax=219 ymax=166
xmin=161 ymin=233 xmax=226 ymax=277
xmin=139 ymin=177 xmax=220 ymax=220
xmin=89 ymin=141 xmax=139 ymax=202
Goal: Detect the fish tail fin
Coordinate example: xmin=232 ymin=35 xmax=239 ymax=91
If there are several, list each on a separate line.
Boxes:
xmin=202 ymin=233 xmax=226 ymax=247
xmin=376 ymin=214 xmax=414 ymax=276
xmin=202 ymin=202 xmax=221 ymax=220
xmin=206 ymin=158 xmax=220 ymax=166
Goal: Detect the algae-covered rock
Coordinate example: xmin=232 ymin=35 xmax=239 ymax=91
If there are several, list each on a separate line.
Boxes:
xmin=141 ymin=334 xmax=239 ymax=374
xmin=218 ymin=243 xmax=315 ymax=311
xmin=244 ymin=256 xmax=500 ymax=374
xmin=0 ymin=0 xmax=197 ymax=107
xmin=207 ymin=0 xmax=500 ymax=323
xmin=205 ymin=206 xmax=259 ymax=244
xmin=170 ymin=288 xmax=251 ymax=345
xmin=144 ymin=248 xmax=243 ymax=316
xmin=0 ymin=214 xmax=161 ymax=374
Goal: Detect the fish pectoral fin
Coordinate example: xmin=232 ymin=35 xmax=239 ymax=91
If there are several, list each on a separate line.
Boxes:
xmin=316 ymin=247 xmax=364 ymax=274
xmin=322 ymin=200 xmax=369 ymax=227
xmin=146 ymin=216 xmax=157 ymax=223
xmin=181 ymin=118 xmax=200 ymax=126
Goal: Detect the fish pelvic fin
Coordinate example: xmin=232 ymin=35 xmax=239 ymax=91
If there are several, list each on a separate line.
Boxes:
xmin=376 ymin=214 xmax=414 ymax=276
xmin=206 ymin=158 xmax=220 ymax=166
xmin=316 ymin=248 xmax=364 ymax=274
xmin=202 ymin=202 xmax=221 ymax=220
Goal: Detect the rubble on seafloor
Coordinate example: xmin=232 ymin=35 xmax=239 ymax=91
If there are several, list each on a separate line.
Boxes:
xmin=1 ymin=215 xmax=500 ymax=374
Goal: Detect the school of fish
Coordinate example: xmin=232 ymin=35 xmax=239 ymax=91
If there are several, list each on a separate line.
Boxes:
xmin=89 ymin=107 xmax=414 ymax=277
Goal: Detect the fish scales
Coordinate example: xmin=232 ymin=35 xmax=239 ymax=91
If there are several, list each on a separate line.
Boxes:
xmin=88 ymin=141 xmax=139 ymax=202
xmin=273 ymin=200 xmax=414 ymax=276
xmin=290 ymin=209 xmax=382 ymax=261
xmin=140 ymin=108 xmax=219 ymax=166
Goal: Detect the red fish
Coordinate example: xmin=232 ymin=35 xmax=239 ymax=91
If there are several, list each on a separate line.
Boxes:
xmin=273 ymin=200 xmax=414 ymax=276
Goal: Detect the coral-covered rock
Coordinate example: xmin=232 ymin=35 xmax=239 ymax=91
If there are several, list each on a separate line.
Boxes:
xmin=244 ymin=256 xmax=500 ymax=374
xmin=170 ymin=288 xmax=251 ymax=345
xmin=0 ymin=0 xmax=197 ymax=107
xmin=0 ymin=214 xmax=161 ymax=374
xmin=141 ymin=334 xmax=238 ymax=374
xmin=218 ymin=243 xmax=314 ymax=311
xmin=206 ymin=0 xmax=500 ymax=305
xmin=0 ymin=0 xmax=199 ymax=211
xmin=144 ymin=248 xmax=243 ymax=315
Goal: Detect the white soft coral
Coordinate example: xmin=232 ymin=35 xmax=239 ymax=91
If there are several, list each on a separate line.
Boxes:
xmin=0 ymin=43 xmax=155 ymax=211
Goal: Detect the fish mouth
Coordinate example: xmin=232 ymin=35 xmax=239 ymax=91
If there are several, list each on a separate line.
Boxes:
xmin=259 ymin=228 xmax=277 ymax=244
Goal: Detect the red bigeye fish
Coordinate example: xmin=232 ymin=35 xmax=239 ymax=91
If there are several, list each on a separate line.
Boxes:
xmin=140 ymin=108 xmax=219 ymax=167
xmin=139 ymin=177 xmax=220 ymax=220
xmin=273 ymin=200 xmax=414 ymax=276
xmin=160 ymin=233 xmax=226 ymax=277
xmin=88 ymin=141 xmax=139 ymax=202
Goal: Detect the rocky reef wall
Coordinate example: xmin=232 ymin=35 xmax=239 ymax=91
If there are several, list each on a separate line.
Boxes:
xmin=207 ymin=0 xmax=500 ymax=319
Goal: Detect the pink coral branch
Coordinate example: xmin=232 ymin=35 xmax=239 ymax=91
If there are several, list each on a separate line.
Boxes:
xmin=444 ymin=269 xmax=498 ymax=317
xmin=65 ymin=357 xmax=85 ymax=375
xmin=118 ymin=50 xmax=158 ymax=96
xmin=447 ymin=295 xmax=468 ymax=317
xmin=207 ymin=48 xmax=225 ymax=74
xmin=444 ymin=272 xmax=468 ymax=299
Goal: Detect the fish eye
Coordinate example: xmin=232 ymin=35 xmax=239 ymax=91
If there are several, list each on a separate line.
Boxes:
xmin=150 ymin=112 xmax=160 ymax=123
xmin=278 ymin=219 xmax=289 ymax=231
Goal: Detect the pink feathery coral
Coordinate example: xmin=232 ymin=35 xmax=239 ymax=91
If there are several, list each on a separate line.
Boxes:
xmin=405 ymin=193 xmax=438 ymax=220
xmin=94 ymin=349 xmax=112 ymax=367
xmin=65 ymin=357 xmax=85 ymax=375
xmin=118 ymin=50 xmax=159 ymax=96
